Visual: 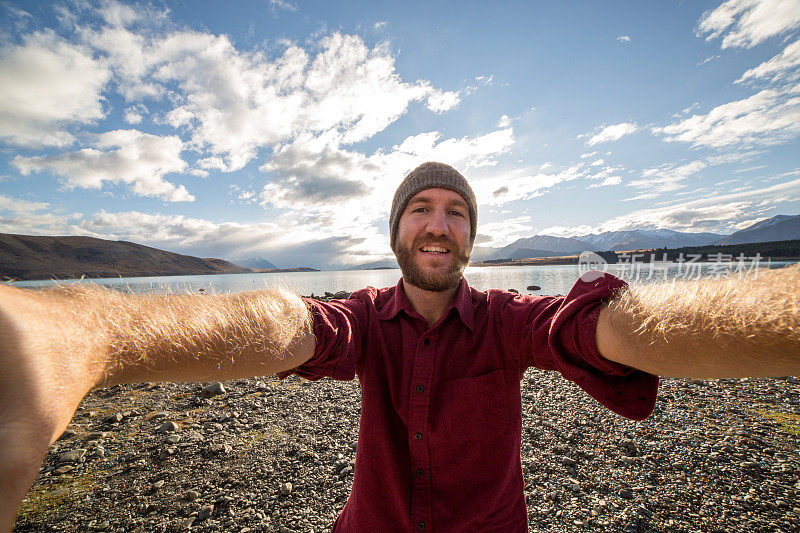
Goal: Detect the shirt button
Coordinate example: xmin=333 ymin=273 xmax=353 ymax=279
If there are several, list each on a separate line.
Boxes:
xmin=416 ymin=385 xmax=424 ymax=393
xmin=418 ymin=522 xmax=425 ymax=530
xmin=414 ymin=432 xmax=422 ymax=440
xmin=416 ymin=468 xmax=424 ymax=476
xmin=423 ymin=338 xmax=430 ymax=346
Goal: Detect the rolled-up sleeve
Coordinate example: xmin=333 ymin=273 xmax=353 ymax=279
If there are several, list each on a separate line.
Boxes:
xmin=520 ymin=271 xmax=658 ymax=420
xmin=276 ymin=297 xmax=364 ymax=382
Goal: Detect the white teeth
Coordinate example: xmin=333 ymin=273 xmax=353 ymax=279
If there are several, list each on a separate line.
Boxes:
xmin=421 ymin=246 xmax=447 ymax=253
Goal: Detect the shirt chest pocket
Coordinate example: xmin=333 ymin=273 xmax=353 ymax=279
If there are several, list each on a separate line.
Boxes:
xmin=443 ymin=369 xmax=510 ymax=442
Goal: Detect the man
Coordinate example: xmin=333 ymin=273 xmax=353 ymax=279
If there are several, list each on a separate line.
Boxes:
xmin=0 ymin=162 xmax=798 ymax=532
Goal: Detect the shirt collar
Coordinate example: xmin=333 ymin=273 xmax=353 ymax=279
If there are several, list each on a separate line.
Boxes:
xmin=379 ymin=277 xmax=475 ymax=331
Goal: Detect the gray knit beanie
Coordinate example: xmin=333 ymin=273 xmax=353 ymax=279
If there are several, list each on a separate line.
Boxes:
xmin=389 ymin=162 xmax=477 ymax=251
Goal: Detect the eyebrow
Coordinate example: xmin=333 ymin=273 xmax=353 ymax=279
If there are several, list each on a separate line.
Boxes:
xmin=407 ymin=196 xmax=469 ymax=210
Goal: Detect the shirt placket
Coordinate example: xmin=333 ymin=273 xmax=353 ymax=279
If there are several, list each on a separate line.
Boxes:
xmin=408 ymin=328 xmax=435 ymax=531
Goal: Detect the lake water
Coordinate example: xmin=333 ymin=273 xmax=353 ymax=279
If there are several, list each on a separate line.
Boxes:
xmin=11 ymin=260 xmax=798 ymax=296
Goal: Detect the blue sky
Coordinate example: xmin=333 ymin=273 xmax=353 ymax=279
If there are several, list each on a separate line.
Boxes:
xmin=1 ymin=0 xmax=799 ymax=269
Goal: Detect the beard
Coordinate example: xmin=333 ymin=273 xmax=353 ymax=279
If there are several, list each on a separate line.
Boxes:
xmin=395 ymin=235 xmax=470 ymax=292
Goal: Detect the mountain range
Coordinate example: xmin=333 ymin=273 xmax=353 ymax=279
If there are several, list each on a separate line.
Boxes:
xmin=469 ymin=214 xmax=800 ymax=262
xmin=1 ymin=214 xmax=798 ymax=280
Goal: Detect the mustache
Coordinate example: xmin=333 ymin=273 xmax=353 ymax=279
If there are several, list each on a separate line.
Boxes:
xmin=412 ymin=235 xmax=456 ymax=250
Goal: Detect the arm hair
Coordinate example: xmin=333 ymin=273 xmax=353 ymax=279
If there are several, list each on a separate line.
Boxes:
xmin=597 ymin=264 xmax=800 ymax=378
xmin=19 ymin=284 xmax=314 ymax=387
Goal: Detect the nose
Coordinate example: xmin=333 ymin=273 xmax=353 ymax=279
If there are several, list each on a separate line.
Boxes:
xmin=425 ymin=207 xmax=449 ymax=236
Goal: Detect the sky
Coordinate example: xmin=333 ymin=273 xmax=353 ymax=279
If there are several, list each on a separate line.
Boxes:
xmin=1 ymin=0 xmax=800 ymax=269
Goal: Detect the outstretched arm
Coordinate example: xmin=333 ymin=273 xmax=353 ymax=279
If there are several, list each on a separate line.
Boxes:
xmin=596 ymin=264 xmax=800 ymax=379
xmin=0 ymin=284 xmax=314 ymax=532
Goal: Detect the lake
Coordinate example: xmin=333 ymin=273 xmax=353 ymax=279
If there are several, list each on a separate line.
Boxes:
xmin=10 ymin=260 xmax=798 ymax=296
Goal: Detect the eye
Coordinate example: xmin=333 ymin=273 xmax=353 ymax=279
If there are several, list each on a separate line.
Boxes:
xmin=411 ymin=206 xmax=428 ymax=213
xmin=449 ymin=210 xmax=465 ymax=217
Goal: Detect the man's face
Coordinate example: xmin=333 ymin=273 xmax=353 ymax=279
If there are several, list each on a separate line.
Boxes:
xmin=394 ymin=188 xmax=472 ymax=292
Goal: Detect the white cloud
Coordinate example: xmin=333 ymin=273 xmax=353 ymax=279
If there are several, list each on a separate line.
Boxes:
xmin=474 ymin=164 xmax=585 ymax=206
xmin=736 ymin=38 xmax=800 ymax=83
xmin=269 ymin=0 xmax=298 ymax=11
xmin=145 ymin=31 xmax=459 ymax=170
xmin=580 ymin=151 xmax=598 ymax=159
xmin=497 ymin=114 xmax=511 ymax=128
xmin=426 ymin=89 xmax=461 ymax=113
xmin=653 ymin=86 xmax=800 ymax=147
xmin=0 ymin=195 xmax=50 ymax=214
xmin=259 ymin=126 xmax=515 ymax=221
xmin=698 ymin=0 xmax=800 ymax=49
xmin=588 ymin=176 xmax=622 ymax=188
xmin=0 ymin=195 xmax=80 ymax=235
xmin=0 ymin=30 xmax=110 ymax=147
xmin=13 ymin=130 xmax=193 ymax=202
xmin=586 ymin=122 xmax=638 ymax=145
xmin=543 ymin=176 xmax=800 ymax=235
xmin=617 ymin=35 xmax=631 ymax=43
xmin=627 ymin=160 xmax=708 ymax=199
xmin=71 ymin=209 xmax=385 ymax=269
xmin=590 ymin=159 xmax=605 ymax=166
xmin=123 ymin=104 xmax=148 ymax=124
xmin=477 ymin=216 xmax=535 ymax=247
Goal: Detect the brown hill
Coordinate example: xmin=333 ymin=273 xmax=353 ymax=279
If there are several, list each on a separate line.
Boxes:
xmin=0 ymin=233 xmax=253 ymax=281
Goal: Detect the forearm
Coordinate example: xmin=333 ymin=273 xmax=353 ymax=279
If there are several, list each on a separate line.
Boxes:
xmin=597 ymin=265 xmax=800 ymax=379
xmin=1 ymin=284 xmax=315 ymax=388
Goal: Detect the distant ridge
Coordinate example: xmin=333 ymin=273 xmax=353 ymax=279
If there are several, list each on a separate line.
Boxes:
xmin=714 ymin=215 xmax=800 ymax=245
xmin=0 ymin=233 xmax=252 ymax=281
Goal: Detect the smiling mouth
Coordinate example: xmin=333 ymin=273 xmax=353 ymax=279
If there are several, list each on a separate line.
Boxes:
xmin=419 ymin=245 xmax=450 ymax=255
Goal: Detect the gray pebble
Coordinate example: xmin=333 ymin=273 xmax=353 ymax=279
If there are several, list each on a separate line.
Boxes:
xmin=158 ymin=421 xmax=180 ymax=433
xmin=198 ymin=504 xmax=214 ymax=520
xmin=58 ymin=449 xmax=87 ymax=463
xmin=202 ymin=382 xmax=227 ymax=397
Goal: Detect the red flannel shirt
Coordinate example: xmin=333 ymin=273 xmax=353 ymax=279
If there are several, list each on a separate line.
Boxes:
xmin=279 ymin=272 xmax=658 ymax=532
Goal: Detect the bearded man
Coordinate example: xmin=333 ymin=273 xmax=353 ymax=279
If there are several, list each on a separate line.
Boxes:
xmin=0 ymin=162 xmax=799 ymax=532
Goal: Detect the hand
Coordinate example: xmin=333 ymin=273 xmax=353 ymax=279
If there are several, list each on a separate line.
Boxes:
xmin=0 ymin=286 xmax=104 ymax=532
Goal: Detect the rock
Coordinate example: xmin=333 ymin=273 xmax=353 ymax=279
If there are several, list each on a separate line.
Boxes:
xmin=86 ymin=432 xmax=108 ymax=440
xmin=181 ymin=517 xmax=196 ymax=529
xmin=508 ymin=288 xmax=519 ymax=294
xmin=561 ymin=456 xmax=577 ymax=467
xmin=158 ymin=421 xmax=180 ymax=433
xmin=198 ymin=504 xmax=214 ymax=520
xmin=279 ymin=482 xmax=293 ymax=495
xmin=165 ymin=435 xmax=182 ymax=444
xmin=152 ymin=480 xmax=165 ymax=490
xmin=619 ymin=488 xmax=633 ymax=499
xmin=333 ymin=291 xmax=350 ymax=299
xmin=184 ymin=490 xmax=201 ymax=501
xmin=104 ymin=413 xmax=124 ymax=424
xmin=144 ymin=411 xmax=172 ymax=421
xmin=58 ymin=449 xmax=87 ymax=463
xmin=53 ymin=465 xmax=75 ymax=475
xmin=202 ymin=382 xmax=227 ymax=397
xmin=527 ymin=285 xmax=541 ymax=291
xmin=211 ymin=442 xmax=233 ymax=454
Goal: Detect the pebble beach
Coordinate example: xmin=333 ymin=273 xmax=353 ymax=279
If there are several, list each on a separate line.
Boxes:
xmin=14 ymin=369 xmax=800 ymax=532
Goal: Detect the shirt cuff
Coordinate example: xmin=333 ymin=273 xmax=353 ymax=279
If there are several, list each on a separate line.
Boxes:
xmin=548 ymin=270 xmax=659 ymax=420
xmin=276 ymin=298 xmax=356 ymax=382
